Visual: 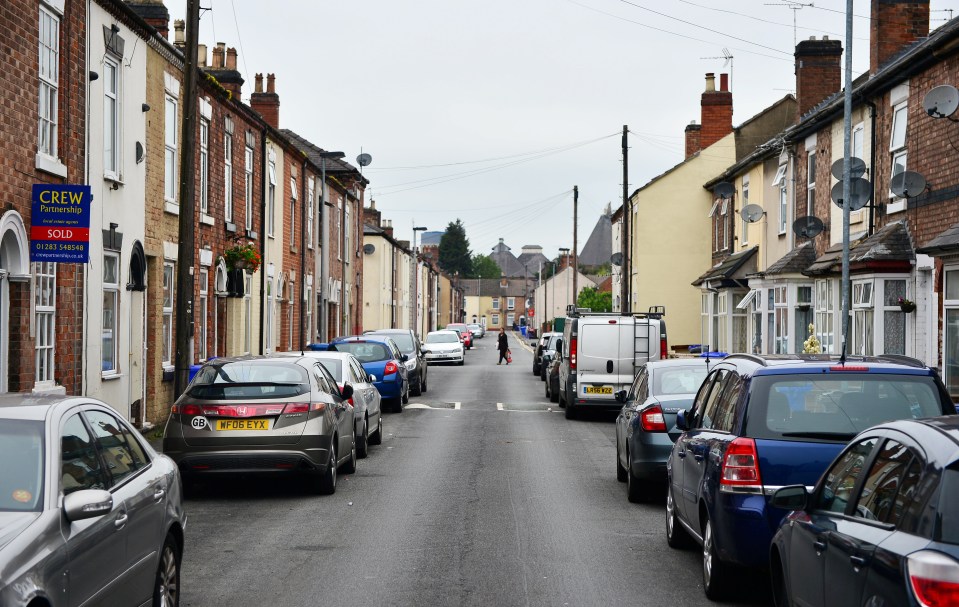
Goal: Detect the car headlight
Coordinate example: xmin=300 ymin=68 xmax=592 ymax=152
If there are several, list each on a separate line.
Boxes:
xmin=405 ymin=359 xmax=416 ymax=370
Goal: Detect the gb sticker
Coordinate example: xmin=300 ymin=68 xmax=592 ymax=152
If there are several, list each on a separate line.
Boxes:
xmin=191 ymin=416 xmax=208 ymax=430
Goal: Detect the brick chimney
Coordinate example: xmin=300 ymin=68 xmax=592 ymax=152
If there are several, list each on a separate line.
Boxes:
xmin=382 ymin=218 xmax=394 ymax=239
xmin=250 ymin=73 xmax=280 ymax=129
xmin=364 ymin=200 xmax=382 ymax=230
xmin=795 ymin=36 xmax=843 ymax=120
xmin=127 ymin=0 xmax=169 ymax=39
xmin=684 ymin=121 xmax=702 ymax=159
xmin=211 ymin=43 xmax=224 ymax=69
xmin=700 ymin=73 xmax=733 ymax=150
xmin=871 ymin=0 xmax=930 ymax=74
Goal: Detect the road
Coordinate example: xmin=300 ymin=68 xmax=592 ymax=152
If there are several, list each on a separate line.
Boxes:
xmin=178 ymin=331 xmax=772 ymax=606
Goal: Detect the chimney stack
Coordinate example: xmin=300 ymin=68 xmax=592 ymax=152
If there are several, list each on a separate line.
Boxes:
xmin=684 ymin=121 xmax=702 ymax=159
xmin=871 ymin=0 xmax=930 ymax=74
xmin=226 ymin=47 xmax=238 ymax=70
xmin=203 ymin=42 xmax=244 ymax=100
xmin=698 ymin=72 xmax=734 ymax=150
xmin=382 ymin=219 xmax=394 ymax=239
xmin=127 ymin=0 xmax=170 ymax=39
xmin=795 ymin=36 xmax=843 ymax=121
xmin=251 ymin=72 xmax=280 ymax=128
xmin=173 ymin=19 xmax=185 ymax=49
xmin=363 ymin=200 xmax=382 ymax=229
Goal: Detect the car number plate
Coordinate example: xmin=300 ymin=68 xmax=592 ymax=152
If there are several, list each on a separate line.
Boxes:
xmin=583 ymin=386 xmax=613 ymax=395
xmin=216 ymin=419 xmax=270 ymax=431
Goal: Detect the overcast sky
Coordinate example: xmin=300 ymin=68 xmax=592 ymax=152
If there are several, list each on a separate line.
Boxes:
xmin=176 ymin=0 xmax=956 ymax=261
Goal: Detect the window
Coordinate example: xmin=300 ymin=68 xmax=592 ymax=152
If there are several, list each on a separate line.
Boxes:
xmin=85 ymin=410 xmax=146 ymax=486
xmin=305 ymin=286 xmax=313 ymax=345
xmin=507 ymin=297 xmax=515 ymax=311
xmin=731 ymin=292 xmax=748 ymax=354
xmin=267 ymin=158 xmax=276 ymax=237
xmin=288 ymin=284 xmax=295 ymax=350
xmin=38 ymin=5 xmax=60 ymax=158
xmin=492 ymin=314 xmax=500 ymax=326
xmin=265 ymin=278 xmax=274 ymax=352
xmin=307 ymin=178 xmax=315 ymax=249
xmin=61 ymin=415 xmax=107 ymax=494
xmin=243 ymin=274 xmax=252 ymax=355
xmin=772 ymin=163 xmax=787 ymax=187
xmin=779 ymin=185 xmax=788 ymax=234
xmin=806 ymin=151 xmax=815 ymax=217
xmin=492 ymin=299 xmax=500 ymax=311
xmin=852 ymin=280 xmax=874 ymax=356
xmin=795 ymin=285 xmax=813 ymax=352
xmin=853 ymin=124 xmax=865 ymax=167
xmin=244 ymin=141 xmax=254 ymax=231
xmin=699 ymin=370 xmax=729 ymax=430
xmin=224 ymin=121 xmax=234 ymax=223
xmin=162 ymin=262 xmax=174 ymax=365
xmin=701 ymin=293 xmax=710 ymax=350
xmin=815 ymin=438 xmax=878 ymax=514
xmin=344 ymin=205 xmax=351 ymax=264
xmin=34 ymin=262 xmax=56 ymax=385
xmin=199 ymin=117 xmax=209 ymax=214
xmin=774 ymin=286 xmax=788 ymax=354
xmin=198 ymin=268 xmax=208 ymax=361
xmin=290 ymin=177 xmax=297 ymax=245
xmin=716 ymin=292 xmax=727 ymax=352
xmin=506 ymin=313 xmax=515 ymax=327
xmin=883 ymin=279 xmax=907 ymax=355
xmin=945 ymin=268 xmax=959 ymax=397
xmin=102 ymin=253 xmax=119 ymax=374
xmin=720 ymin=198 xmax=729 ymax=250
xmin=164 ymin=94 xmax=177 ymax=203
xmin=890 ymin=102 xmax=908 ymax=199
xmin=740 ymin=175 xmax=749 ymax=246
xmin=103 ymin=56 xmax=119 ymax=177
xmin=751 ymin=288 xmax=763 ymax=354
xmin=815 ymin=279 xmax=835 ymax=354
xmin=854 ymin=439 xmax=914 ymax=524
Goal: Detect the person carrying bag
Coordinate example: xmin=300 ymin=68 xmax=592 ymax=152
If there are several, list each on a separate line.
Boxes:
xmin=497 ymin=328 xmax=510 ymax=365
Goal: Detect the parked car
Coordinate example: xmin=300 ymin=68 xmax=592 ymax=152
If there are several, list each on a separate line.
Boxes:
xmin=769 ymin=415 xmax=959 ymax=607
xmin=614 ymin=358 xmax=711 ymax=502
xmin=422 ymin=330 xmax=465 ymax=365
xmin=364 ymin=328 xmax=428 ymax=396
xmin=281 ymin=351 xmax=383 ymax=458
xmin=545 ymin=341 xmax=562 ymax=403
xmin=538 ymin=332 xmax=562 ymax=381
xmin=533 ymin=331 xmax=560 ymax=377
xmin=330 ymin=336 xmax=409 ymax=412
xmin=163 ymin=356 xmax=356 ymax=494
xmin=468 ymin=323 xmax=485 ymax=339
xmin=666 ymin=353 xmax=956 ymax=600
xmin=558 ymin=310 xmax=667 ymax=419
xmin=0 ymin=395 xmax=187 ymax=607
xmin=445 ymin=323 xmax=473 ymax=349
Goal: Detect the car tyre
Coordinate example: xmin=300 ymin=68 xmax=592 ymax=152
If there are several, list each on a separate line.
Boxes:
xmin=402 ymin=383 xmax=410 ymax=405
xmin=315 ymin=442 xmax=337 ymax=495
xmin=369 ymin=415 xmax=383 ymax=445
xmin=550 ymin=385 xmax=559 ymax=403
xmin=153 ymin=533 xmax=180 ymax=607
xmin=626 ymin=464 xmax=648 ymax=503
xmin=458 ymin=358 xmax=465 ymax=366
xmin=770 ymin=550 xmax=790 ymax=607
xmin=421 ymin=373 xmax=427 ymax=393
xmin=341 ymin=435 xmax=357 ymax=474
xmin=616 ymin=442 xmax=627 ymax=483
xmin=411 ymin=375 xmax=422 ymax=397
xmin=356 ymin=418 xmax=369 ymax=458
xmin=666 ymin=485 xmax=692 ymax=549
xmin=533 ymin=362 xmax=540 ymax=376
xmin=702 ymin=515 xmax=733 ymax=600
xmin=545 ymin=378 xmax=551 ymax=400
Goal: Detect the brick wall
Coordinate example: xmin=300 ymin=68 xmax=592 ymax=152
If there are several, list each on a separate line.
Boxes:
xmin=870 ymin=0 xmax=930 ymax=74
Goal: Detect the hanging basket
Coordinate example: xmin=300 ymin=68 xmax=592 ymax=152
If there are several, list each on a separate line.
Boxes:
xmin=899 ymin=301 xmax=916 ymax=313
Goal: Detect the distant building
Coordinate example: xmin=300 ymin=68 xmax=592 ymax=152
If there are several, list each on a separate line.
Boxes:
xmin=489 ymin=238 xmax=527 ymax=277
xmin=578 ymin=205 xmax=613 ymax=268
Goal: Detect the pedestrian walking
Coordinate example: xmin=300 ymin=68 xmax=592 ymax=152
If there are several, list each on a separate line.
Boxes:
xmin=497 ymin=328 xmax=510 ymax=365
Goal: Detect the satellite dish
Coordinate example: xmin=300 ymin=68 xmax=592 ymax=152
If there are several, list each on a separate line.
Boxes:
xmin=713 ymin=181 xmax=735 ymax=199
xmin=356 ymin=153 xmax=373 ymax=167
xmin=831 ymin=177 xmax=872 ymax=211
xmin=610 ymin=252 xmax=624 ymax=266
xmin=363 ymin=243 xmax=375 ymax=255
xmin=890 ymin=171 xmax=928 ymax=198
xmin=793 ymin=215 xmax=825 ymax=239
xmin=830 ymin=157 xmax=867 ymax=180
xmin=923 ymin=85 xmax=959 ymax=119
xmin=740 ymin=204 xmax=765 ymax=223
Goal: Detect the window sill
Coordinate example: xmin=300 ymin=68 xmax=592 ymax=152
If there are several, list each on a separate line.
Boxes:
xmin=200 ymin=213 xmax=214 ymax=226
xmin=245 ymin=229 xmax=257 ymax=239
xmin=101 ymin=372 xmax=123 ymax=381
xmin=36 ymin=153 xmax=68 ymax=178
xmin=32 ymin=383 xmax=66 ymax=396
xmin=887 ymin=200 xmax=907 ymax=214
xmin=225 ymin=222 xmax=237 ymax=233
xmin=290 ymin=245 xmax=297 ymax=254
xmin=164 ymin=201 xmax=180 ymax=215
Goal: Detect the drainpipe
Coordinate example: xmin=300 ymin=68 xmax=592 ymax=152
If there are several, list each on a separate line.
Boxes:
xmin=299 ymin=159 xmax=307 ymax=349
xmin=81 ymin=0 xmax=91 ymax=400
xmin=259 ymin=136 xmax=267 ymax=354
xmin=866 ymin=100 xmax=877 ymax=236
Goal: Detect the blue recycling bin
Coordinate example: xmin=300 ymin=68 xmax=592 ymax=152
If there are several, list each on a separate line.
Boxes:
xmin=520 ymin=326 xmax=527 ymax=337
xmin=188 ymin=364 xmax=203 ymax=383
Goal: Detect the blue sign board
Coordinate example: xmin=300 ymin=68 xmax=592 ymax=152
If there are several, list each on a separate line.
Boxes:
xmin=30 ymin=184 xmax=92 ymax=263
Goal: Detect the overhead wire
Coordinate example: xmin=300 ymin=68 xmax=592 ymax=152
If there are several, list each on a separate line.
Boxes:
xmin=674 ymin=0 xmax=870 ymax=41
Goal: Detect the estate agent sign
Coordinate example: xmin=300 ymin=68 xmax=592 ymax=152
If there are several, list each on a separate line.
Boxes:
xmin=30 ymin=184 xmax=92 ymax=263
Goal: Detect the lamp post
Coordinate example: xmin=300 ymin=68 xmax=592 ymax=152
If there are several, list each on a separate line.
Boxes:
xmin=318 ymin=151 xmax=344 ymax=342
xmin=412 ymin=225 xmax=427 ymax=336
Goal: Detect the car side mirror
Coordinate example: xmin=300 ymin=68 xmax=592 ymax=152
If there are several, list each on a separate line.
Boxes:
xmin=676 ymin=410 xmax=690 ymax=431
xmin=63 ymin=489 xmax=113 ymax=522
xmin=615 ymin=390 xmax=628 ymax=403
xmin=771 ymin=485 xmax=809 ymax=511
xmin=340 ymin=384 xmax=354 ymax=400
xmin=368 ymin=375 xmax=377 ymax=382
xmin=556 ymin=338 xmax=563 ymax=352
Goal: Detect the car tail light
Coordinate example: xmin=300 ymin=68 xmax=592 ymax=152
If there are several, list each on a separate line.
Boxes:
xmin=172 ymin=404 xmax=203 ymax=416
xmin=660 ymin=337 xmax=668 ymax=360
xmin=283 ymin=403 xmax=310 ymax=414
xmin=640 ymin=405 xmax=667 ymax=432
xmin=908 ymin=551 xmax=959 ymax=607
xmin=570 ymin=338 xmax=577 ymax=370
xmin=720 ymin=437 xmax=763 ymax=493
xmin=829 ymin=365 xmax=870 ymax=372
xmin=384 ymin=361 xmax=399 ymax=376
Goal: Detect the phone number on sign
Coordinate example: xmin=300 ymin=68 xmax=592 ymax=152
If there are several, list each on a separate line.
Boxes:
xmin=35 ymin=243 xmax=85 ymax=251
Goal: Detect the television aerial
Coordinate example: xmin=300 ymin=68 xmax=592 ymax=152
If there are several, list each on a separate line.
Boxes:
xmin=740 ymin=204 xmax=765 ymax=223
xmin=923 ymin=85 xmax=959 ymax=120
xmin=831 ymin=177 xmax=872 ymax=211
xmin=890 ymin=171 xmax=928 ymax=198
xmin=831 ymin=157 xmax=867 ymax=180
xmin=792 ymin=215 xmax=825 ymax=239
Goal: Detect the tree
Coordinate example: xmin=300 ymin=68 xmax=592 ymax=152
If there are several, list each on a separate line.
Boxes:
xmin=576 ymin=286 xmax=612 ymax=313
xmin=438 ymin=219 xmax=472 ymax=277
xmin=470 ymin=254 xmax=501 ymax=279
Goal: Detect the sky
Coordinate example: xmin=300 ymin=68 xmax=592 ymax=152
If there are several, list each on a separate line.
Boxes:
xmin=174 ymin=0 xmax=957 ymax=261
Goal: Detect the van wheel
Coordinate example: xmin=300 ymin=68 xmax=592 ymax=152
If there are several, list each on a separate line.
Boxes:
xmin=564 ymin=400 xmax=577 ymax=420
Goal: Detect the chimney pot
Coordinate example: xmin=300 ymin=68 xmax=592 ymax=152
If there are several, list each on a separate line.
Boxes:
xmin=267 ymin=73 xmax=276 ymax=94
xmin=705 ymin=73 xmax=716 ymax=92
xmin=226 ymin=48 xmax=237 ymax=70
xmin=720 ymin=73 xmax=729 ymax=92
xmin=173 ymin=19 xmax=185 ymax=46
xmin=212 ymin=44 xmax=224 ymax=69
xmin=254 ymin=73 xmax=264 ymax=94
xmin=197 ymin=44 xmax=207 ymax=67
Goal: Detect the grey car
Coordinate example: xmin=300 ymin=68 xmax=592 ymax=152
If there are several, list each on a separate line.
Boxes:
xmin=162 ymin=356 xmax=356 ymax=495
xmin=614 ymin=358 xmax=710 ymax=502
xmin=0 ymin=395 xmax=187 ymax=607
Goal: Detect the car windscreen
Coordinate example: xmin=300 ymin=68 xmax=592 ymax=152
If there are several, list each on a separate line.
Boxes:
xmin=317 ymin=359 xmax=344 ymax=382
xmin=0 ymin=420 xmax=44 ymax=512
xmin=653 ymin=366 xmax=708 ymax=396
xmin=333 ymin=342 xmax=391 ymax=362
xmin=427 ymin=333 xmax=459 ymax=344
xmin=382 ymin=334 xmax=414 ymax=353
xmin=746 ymin=374 xmax=947 ymax=442
xmin=187 ymin=362 xmax=310 ymax=399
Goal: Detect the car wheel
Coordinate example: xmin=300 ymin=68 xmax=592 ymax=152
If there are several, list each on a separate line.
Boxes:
xmin=341 ymin=434 xmax=357 ymax=474
xmin=421 ymin=372 xmax=427 ymax=393
xmin=771 ymin=550 xmax=790 ymax=607
xmin=411 ymin=375 xmax=422 ymax=397
xmin=369 ymin=415 xmax=383 ymax=445
xmin=550 ymin=384 xmax=559 ymax=403
xmin=556 ymin=384 xmax=565 ymax=407
xmin=540 ymin=367 xmax=547 ymax=382
xmin=356 ymin=418 xmax=369 ymax=459
xmin=402 ymin=383 xmax=410 ymax=404
xmin=153 ymin=534 xmax=180 ymax=607
xmin=626 ymin=463 xmax=647 ymax=503
xmin=616 ymin=441 xmax=627 ymax=483
xmin=393 ymin=397 xmax=403 ymax=413
xmin=666 ymin=485 xmax=692 ymax=549
xmin=545 ymin=378 xmax=551 ymax=399
xmin=533 ymin=362 xmax=540 ymax=376
xmin=702 ymin=515 xmax=732 ymax=600
xmin=315 ymin=442 xmax=337 ymax=495
xmin=458 ymin=359 xmax=465 ymax=366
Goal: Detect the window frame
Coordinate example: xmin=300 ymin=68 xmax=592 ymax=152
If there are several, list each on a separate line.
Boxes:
xmin=224 ymin=121 xmax=234 ymax=223
xmin=103 ymin=55 xmax=120 ymax=179
xmin=164 ymin=94 xmax=178 ymax=204
xmin=290 ymin=177 xmax=297 ymax=246
xmin=267 ymin=158 xmax=276 ymax=238
xmin=307 ymin=177 xmax=315 ymax=249
xmin=806 ymin=151 xmax=816 ymax=217
xmin=243 ymin=274 xmax=252 ymax=355
xmin=34 ymin=261 xmax=57 ymax=387
xmin=162 ymin=262 xmax=174 ymax=366
xmin=199 ymin=117 xmax=210 ymax=215
xmin=852 ymin=279 xmax=875 ymax=356
xmin=198 ymin=268 xmax=208 ymax=362
xmin=889 ymin=101 xmax=908 ymax=203
xmin=102 ymin=252 xmax=120 ymax=375
xmin=740 ymin=175 xmax=749 ymax=247
xmin=244 ymin=142 xmax=254 ymax=231
xmin=815 ymin=279 xmax=835 ymax=354
xmin=38 ymin=5 xmax=60 ymax=160
xmin=779 ymin=184 xmax=788 ymax=235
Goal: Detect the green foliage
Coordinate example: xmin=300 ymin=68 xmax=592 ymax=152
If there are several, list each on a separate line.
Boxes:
xmin=576 ymin=286 xmax=612 ymax=313
xmin=438 ymin=219 xmax=472 ymax=277
xmin=470 ymin=254 xmax=501 ymax=279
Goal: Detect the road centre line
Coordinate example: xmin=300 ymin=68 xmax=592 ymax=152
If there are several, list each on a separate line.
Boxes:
xmin=454 ymin=402 xmax=461 ymax=410
xmin=496 ymin=403 xmax=504 ymax=410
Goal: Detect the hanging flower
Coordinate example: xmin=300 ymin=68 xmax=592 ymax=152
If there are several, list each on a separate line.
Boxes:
xmin=224 ymin=242 xmax=261 ymax=273
xmin=803 ymin=323 xmax=822 ymax=354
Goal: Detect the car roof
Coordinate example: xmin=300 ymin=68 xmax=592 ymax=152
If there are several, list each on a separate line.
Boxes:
xmin=718 ymin=353 xmax=936 ymax=375
xmin=428 ymin=329 xmax=459 ymax=335
xmin=643 ymin=358 xmax=713 ymax=370
xmin=333 ymin=335 xmax=396 ymax=345
xmin=364 ymin=329 xmax=411 ymax=335
xmin=0 ymin=395 xmax=118 ymax=421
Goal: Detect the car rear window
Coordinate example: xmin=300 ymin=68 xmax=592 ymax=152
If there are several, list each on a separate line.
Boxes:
xmin=369 ymin=332 xmax=414 ymax=353
xmin=333 ymin=342 xmax=391 ymax=362
xmin=188 ymin=362 xmax=310 ymax=399
xmin=746 ymin=374 xmax=948 ymax=442
xmin=547 ymin=335 xmax=560 ymax=350
xmin=427 ymin=333 xmax=459 ymax=344
xmin=0 ymin=420 xmax=44 ymax=511
xmin=654 ymin=366 xmax=708 ymax=395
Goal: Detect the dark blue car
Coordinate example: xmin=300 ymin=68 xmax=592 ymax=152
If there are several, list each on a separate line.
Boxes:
xmin=666 ymin=354 xmax=956 ymax=600
xmin=330 ymin=336 xmax=409 ymax=413
xmin=770 ymin=416 xmax=959 ymax=607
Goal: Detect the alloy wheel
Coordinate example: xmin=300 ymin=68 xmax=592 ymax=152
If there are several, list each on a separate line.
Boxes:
xmin=154 ymin=537 xmax=179 ymax=607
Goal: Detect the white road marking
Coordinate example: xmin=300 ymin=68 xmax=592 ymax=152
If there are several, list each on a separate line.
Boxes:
xmin=454 ymin=402 xmax=461 ymax=410
xmin=496 ymin=402 xmax=504 ymax=410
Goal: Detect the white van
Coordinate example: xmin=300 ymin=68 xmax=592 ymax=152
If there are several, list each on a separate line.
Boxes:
xmin=557 ymin=310 xmax=666 ymax=419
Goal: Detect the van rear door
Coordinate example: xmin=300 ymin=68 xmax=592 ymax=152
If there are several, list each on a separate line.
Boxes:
xmin=577 ymin=322 xmax=620 ymax=402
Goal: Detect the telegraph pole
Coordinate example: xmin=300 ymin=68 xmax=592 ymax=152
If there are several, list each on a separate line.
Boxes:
xmin=573 ymin=185 xmax=578 ymax=302
xmin=174 ymin=0 xmax=200 ymax=397
xmin=621 ymin=125 xmax=630 ymax=313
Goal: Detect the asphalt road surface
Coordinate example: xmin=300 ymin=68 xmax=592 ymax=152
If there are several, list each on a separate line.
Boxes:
xmin=178 ymin=332 xmax=772 ymax=606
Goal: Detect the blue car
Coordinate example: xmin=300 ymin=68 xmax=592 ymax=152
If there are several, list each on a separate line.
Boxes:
xmin=769 ymin=416 xmax=959 ymax=607
xmin=666 ymin=354 xmax=956 ymax=600
xmin=329 ymin=336 xmax=409 ymax=413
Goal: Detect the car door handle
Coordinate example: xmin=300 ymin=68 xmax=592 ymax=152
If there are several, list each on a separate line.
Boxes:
xmin=114 ymin=512 xmax=129 ymax=529
xmin=850 ymin=555 xmax=867 ymax=568
xmin=814 ymin=540 xmax=827 ymax=553
xmin=677 ymin=450 xmax=686 ymax=458
xmin=153 ymin=488 xmax=165 ymax=502
xmin=693 ymin=452 xmax=704 ymax=462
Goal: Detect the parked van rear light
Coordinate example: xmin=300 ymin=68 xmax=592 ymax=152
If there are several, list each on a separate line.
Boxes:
xmin=720 ymin=437 xmax=763 ymax=493
xmin=172 ymin=404 xmax=203 ymax=416
xmin=570 ymin=338 xmax=577 ymax=369
xmin=660 ymin=337 xmax=668 ymax=360
xmin=640 ymin=405 xmax=667 ymax=432
xmin=384 ymin=361 xmax=399 ymax=376
xmin=908 ymin=550 xmax=959 ymax=607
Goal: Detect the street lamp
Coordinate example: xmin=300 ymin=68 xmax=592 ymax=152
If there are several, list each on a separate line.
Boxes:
xmin=412 ymin=226 xmax=427 ymax=335
xmin=318 ymin=150 xmax=345 ymax=342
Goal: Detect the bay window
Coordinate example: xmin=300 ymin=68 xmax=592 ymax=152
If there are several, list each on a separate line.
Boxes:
xmin=944 ymin=268 xmax=959 ymax=397
xmin=815 ymin=279 xmax=835 ymax=354
xmin=852 ymin=280 xmax=874 ymax=356
xmin=794 ymin=285 xmax=813 ymax=352
xmin=103 ymin=253 xmax=119 ymax=374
